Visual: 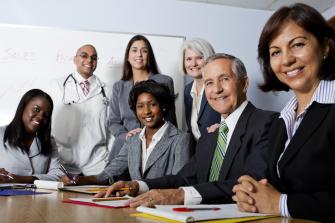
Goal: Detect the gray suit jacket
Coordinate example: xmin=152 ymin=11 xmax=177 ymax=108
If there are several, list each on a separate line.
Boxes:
xmin=97 ymin=122 xmax=191 ymax=184
xmin=0 ymin=126 xmax=63 ymax=181
xmin=108 ymin=73 xmax=175 ymax=160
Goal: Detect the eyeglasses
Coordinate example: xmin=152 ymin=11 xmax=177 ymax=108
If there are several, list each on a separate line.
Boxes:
xmin=77 ymin=53 xmax=98 ymax=61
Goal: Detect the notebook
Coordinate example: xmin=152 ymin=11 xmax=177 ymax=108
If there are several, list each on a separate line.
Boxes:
xmin=135 ymin=204 xmax=273 ymax=223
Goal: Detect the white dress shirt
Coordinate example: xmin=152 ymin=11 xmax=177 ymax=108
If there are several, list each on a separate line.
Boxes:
xmin=190 ymin=82 xmax=204 ymax=140
xmin=139 ymin=122 xmax=169 ymax=174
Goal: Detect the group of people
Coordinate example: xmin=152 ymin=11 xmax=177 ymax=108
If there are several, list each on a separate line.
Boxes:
xmin=0 ymin=3 xmax=334 ymax=222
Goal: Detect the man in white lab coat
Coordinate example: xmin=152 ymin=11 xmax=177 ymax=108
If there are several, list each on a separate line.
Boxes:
xmin=48 ymin=44 xmax=111 ymax=175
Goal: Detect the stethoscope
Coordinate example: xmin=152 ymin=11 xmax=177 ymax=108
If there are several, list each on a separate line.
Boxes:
xmin=62 ymin=74 xmax=109 ymax=106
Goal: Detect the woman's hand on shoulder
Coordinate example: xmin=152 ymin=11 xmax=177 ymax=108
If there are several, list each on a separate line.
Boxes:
xmin=207 ymin=123 xmax=220 ymax=133
xmin=126 ymin=128 xmax=142 ymax=139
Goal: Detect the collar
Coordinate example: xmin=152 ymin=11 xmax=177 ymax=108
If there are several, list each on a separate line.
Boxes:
xmin=280 ymin=80 xmax=335 ymax=118
xmin=73 ymin=71 xmax=95 ymax=84
xmin=221 ymin=100 xmax=248 ymax=133
xmin=139 ymin=121 xmax=169 ymax=142
xmin=190 ymin=81 xmax=204 ymax=98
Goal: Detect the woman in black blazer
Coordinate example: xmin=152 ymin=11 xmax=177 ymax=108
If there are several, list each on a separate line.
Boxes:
xmin=180 ymin=38 xmax=220 ymax=141
xmin=232 ymin=3 xmax=335 ymax=222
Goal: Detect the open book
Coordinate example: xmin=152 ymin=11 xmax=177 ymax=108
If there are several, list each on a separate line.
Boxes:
xmin=33 ymin=180 xmax=108 ymax=194
xmin=136 ymin=204 xmax=273 ymax=223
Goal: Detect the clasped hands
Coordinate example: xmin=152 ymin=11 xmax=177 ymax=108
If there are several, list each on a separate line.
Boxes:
xmin=94 ymin=180 xmax=184 ymax=207
xmin=232 ymin=175 xmax=281 ymax=216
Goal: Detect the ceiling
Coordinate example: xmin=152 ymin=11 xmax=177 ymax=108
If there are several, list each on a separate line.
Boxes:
xmin=178 ymin=0 xmax=335 ymax=12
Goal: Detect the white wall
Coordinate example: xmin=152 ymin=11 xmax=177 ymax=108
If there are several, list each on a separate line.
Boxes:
xmin=324 ymin=5 xmax=335 ymax=18
xmin=0 ymin=0 xmax=296 ymax=114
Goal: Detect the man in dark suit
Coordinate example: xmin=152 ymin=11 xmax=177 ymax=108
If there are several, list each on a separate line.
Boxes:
xmin=98 ymin=53 xmax=277 ymax=206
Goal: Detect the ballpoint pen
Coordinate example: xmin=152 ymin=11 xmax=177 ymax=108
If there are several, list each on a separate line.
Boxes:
xmin=0 ymin=173 xmax=14 ymax=180
xmin=59 ymin=164 xmax=76 ymax=184
xmin=86 ymin=187 xmax=131 ymax=192
xmin=173 ymin=207 xmax=221 ymax=212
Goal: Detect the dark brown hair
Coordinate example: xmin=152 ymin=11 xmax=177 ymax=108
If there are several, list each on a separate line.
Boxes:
xmin=258 ymin=3 xmax=335 ymax=92
xmin=121 ymin=35 xmax=160 ymax=81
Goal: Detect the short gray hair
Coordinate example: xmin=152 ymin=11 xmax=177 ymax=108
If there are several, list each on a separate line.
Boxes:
xmin=179 ymin=38 xmax=215 ymax=74
xmin=203 ymin=53 xmax=247 ymax=79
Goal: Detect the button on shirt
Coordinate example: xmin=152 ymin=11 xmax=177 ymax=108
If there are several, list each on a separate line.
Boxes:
xmin=190 ymin=82 xmax=204 ymax=140
xmin=278 ymin=80 xmax=335 ymax=217
xmin=139 ymin=121 xmax=169 ymax=174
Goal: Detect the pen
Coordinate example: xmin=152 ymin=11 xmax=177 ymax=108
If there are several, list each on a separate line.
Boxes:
xmin=118 ymin=187 xmax=131 ymax=191
xmin=91 ymin=197 xmax=129 ymax=202
xmin=59 ymin=164 xmax=76 ymax=184
xmin=173 ymin=207 xmax=221 ymax=212
xmin=86 ymin=187 xmax=131 ymax=192
xmin=0 ymin=173 xmax=14 ymax=180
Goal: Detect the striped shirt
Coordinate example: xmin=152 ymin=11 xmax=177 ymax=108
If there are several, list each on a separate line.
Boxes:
xmin=278 ymin=80 xmax=335 ymax=217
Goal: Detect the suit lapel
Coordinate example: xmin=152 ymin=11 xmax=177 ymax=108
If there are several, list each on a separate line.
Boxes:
xmin=130 ymin=138 xmax=143 ymax=178
xmin=184 ymin=83 xmax=193 ymax=127
xmin=218 ymin=103 xmax=255 ymax=180
xmin=278 ymin=103 xmax=329 ymax=173
xmin=198 ymin=131 xmax=219 ymax=182
xmin=197 ymin=93 xmax=208 ymax=121
xmin=267 ymin=119 xmax=287 ymax=185
xmin=143 ymin=123 xmax=176 ymax=175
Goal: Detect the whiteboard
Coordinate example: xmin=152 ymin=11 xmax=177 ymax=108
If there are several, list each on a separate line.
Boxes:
xmin=0 ymin=24 xmax=185 ymax=127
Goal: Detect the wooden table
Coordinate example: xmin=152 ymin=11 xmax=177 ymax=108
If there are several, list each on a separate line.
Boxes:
xmin=0 ymin=190 xmax=319 ymax=223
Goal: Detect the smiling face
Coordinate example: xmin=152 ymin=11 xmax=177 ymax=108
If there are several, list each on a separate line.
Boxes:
xmin=203 ymin=58 xmax=248 ymax=118
xmin=128 ymin=40 xmax=149 ymax=71
xmin=269 ymin=20 xmax=328 ymax=96
xmin=22 ymin=96 xmax=51 ymax=136
xmin=184 ymin=48 xmax=204 ymax=79
xmin=73 ymin=45 xmax=98 ymax=79
xmin=136 ymin=92 xmax=164 ymax=131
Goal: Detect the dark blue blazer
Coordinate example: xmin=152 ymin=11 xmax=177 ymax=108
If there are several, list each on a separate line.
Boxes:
xmin=145 ymin=102 xmax=277 ymax=204
xmin=184 ymin=81 xmax=221 ymax=138
xmin=268 ymin=102 xmax=335 ymax=222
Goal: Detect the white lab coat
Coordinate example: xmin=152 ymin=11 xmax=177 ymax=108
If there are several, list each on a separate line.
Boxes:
xmin=47 ymin=72 xmax=111 ymax=175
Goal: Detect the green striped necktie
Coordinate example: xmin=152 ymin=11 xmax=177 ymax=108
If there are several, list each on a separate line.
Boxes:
xmin=209 ymin=120 xmax=229 ymax=182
